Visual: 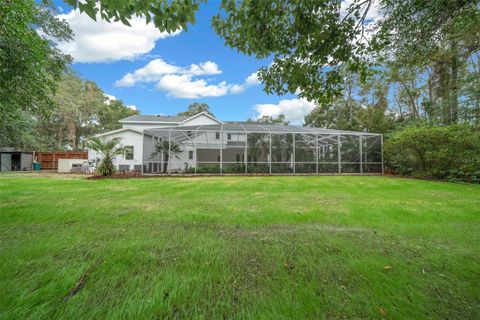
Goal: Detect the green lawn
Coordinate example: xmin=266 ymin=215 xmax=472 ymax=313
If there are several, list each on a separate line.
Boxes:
xmin=0 ymin=174 xmax=479 ymax=319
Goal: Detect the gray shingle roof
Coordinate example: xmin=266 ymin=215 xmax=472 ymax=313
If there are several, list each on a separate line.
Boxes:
xmin=145 ymin=123 xmax=380 ymax=136
xmin=120 ymin=115 xmax=188 ymax=122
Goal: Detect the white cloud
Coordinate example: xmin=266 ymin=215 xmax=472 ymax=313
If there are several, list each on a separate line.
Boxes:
xmin=188 ymin=61 xmax=222 ymax=76
xmin=254 ymin=98 xmax=316 ymax=125
xmin=156 ymin=74 xmax=229 ymax=99
xmin=115 ymin=59 xmax=260 ymax=99
xmin=230 ymin=72 xmax=260 ymax=94
xmin=104 ymin=93 xmax=137 ymax=110
xmin=104 ymin=93 xmax=116 ymax=104
xmin=54 ymin=9 xmax=180 ymax=63
xmin=115 ymin=58 xmax=221 ymax=87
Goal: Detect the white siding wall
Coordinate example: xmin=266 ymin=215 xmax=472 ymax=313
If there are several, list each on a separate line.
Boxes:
xmin=181 ymin=114 xmax=220 ymax=126
xmin=88 ymin=130 xmax=144 ymax=171
xmin=90 ymin=114 xmax=240 ymax=172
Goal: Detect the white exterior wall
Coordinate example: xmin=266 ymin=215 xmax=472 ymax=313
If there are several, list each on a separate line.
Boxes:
xmin=88 ymin=130 xmax=144 ymax=171
xmin=193 ymin=131 xmax=246 ymax=148
xmin=169 ymin=145 xmax=196 ymax=171
xmin=90 ymin=113 xmax=244 ymax=172
xmin=58 ymin=159 xmax=88 ymax=173
xmin=181 ymin=114 xmax=220 ymax=126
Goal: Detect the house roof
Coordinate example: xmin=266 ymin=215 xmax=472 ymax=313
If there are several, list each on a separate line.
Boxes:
xmin=145 ymin=122 xmax=381 ymax=136
xmin=120 ymin=115 xmax=188 ymax=123
xmin=93 ymin=127 xmax=145 ymax=137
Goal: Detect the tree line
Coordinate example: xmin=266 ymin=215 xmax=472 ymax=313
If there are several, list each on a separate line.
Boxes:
xmin=0 ymin=1 xmax=138 ymax=151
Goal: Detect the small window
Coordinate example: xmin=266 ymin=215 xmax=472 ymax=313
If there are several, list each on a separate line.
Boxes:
xmin=215 ymin=132 xmax=220 ymax=139
xmin=236 ymin=154 xmax=240 ymax=162
xmin=187 ymin=131 xmax=192 ymax=137
xmin=189 ymin=150 xmax=193 ymax=160
xmin=124 ymin=146 xmax=134 ymax=160
xmin=217 ymin=155 xmax=220 ymax=162
xmin=227 ymin=133 xmax=232 ymax=140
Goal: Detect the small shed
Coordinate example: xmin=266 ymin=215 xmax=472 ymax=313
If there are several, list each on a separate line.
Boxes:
xmin=0 ymin=151 xmax=33 ymax=172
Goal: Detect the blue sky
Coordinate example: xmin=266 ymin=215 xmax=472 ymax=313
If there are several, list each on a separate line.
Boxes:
xmin=54 ymin=1 xmax=314 ymax=124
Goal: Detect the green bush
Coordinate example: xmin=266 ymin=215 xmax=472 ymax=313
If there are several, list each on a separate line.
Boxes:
xmin=185 ymin=165 xmax=221 ymax=174
xmin=224 ymin=163 xmax=246 ymax=173
xmin=384 ymin=124 xmax=480 ymax=183
xmin=184 ymin=163 xmax=270 ymax=174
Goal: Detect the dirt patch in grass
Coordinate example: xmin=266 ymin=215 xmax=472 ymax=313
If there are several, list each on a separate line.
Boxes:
xmin=0 ymin=172 xmax=90 ymax=179
xmin=64 ymin=274 xmax=88 ymax=302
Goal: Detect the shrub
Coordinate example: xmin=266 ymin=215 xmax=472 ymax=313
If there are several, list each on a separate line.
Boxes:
xmin=384 ymin=124 xmax=480 ymax=183
xmin=88 ymin=137 xmax=125 ymax=176
xmin=224 ymin=163 xmax=246 ymax=173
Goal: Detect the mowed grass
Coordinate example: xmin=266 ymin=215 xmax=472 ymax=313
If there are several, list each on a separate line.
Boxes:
xmin=0 ymin=174 xmax=479 ymax=319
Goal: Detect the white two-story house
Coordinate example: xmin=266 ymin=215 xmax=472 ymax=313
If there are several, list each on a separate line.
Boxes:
xmin=88 ymin=112 xmax=383 ymax=174
xmin=89 ymin=112 xmax=225 ymax=172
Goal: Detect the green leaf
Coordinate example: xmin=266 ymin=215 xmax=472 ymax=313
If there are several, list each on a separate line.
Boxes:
xmin=120 ymin=16 xmax=131 ymax=27
xmin=78 ymin=2 xmax=97 ymax=21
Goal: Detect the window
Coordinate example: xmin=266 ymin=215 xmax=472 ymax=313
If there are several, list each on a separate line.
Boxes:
xmin=189 ymin=151 xmax=193 ymax=160
xmin=227 ymin=133 xmax=232 ymax=140
xmin=124 ymin=146 xmax=134 ymax=160
xmin=217 ymin=155 xmax=220 ymax=162
xmin=215 ymin=132 xmax=220 ymax=139
xmin=187 ymin=131 xmax=192 ymax=137
xmin=236 ymin=154 xmax=240 ymax=162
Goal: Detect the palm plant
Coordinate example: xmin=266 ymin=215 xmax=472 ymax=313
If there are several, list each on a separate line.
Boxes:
xmin=247 ymin=133 xmax=270 ymax=162
xmin=88 ymin=137 xmax=125 ymax=176
xmin=271 ymin=134 xmax=294 ymax=163
xmin=151 ymin=139 xmax=182 ymax=173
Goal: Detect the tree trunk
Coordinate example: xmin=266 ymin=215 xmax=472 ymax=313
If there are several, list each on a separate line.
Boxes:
xmin=56 ymin=126 xmax=63 ymax=150
xmin=426 ymin=69 xmax=435 ymax=120
xmin=450 ymin=41 xmax=459 ymax=124
xmin=400 ymin=81 xmax=419 ymax=119
xmin=163 ymin=154 xmax=169 ymax=173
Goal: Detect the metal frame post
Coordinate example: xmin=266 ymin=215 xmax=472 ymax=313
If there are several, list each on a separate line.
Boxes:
xmin=316 ymin=133 xmax=319 ymax=175
xmin=168 ymin=131 xmax=171 ymax=175
xmin=194 ymin=131 xmax=197 ymax=174
xmin=269 ymin=133 xmax=272 ymax=175
xmin=381 ymin=134 xmax=384 ymax=174
xmin=151 ymin=135 xmax=155 ymax=173
xmin=292 ymin=133 xmax=296 ymax=174
xmin=220 ymin=125 xmax=223 ymax=174
xmin=245 ymin=133 xmax=248 ymax=174
xmin=141 ymin=131 xmax=144 ymax=174
xmin=337 ymin=134 xmax=341 ymax=174
xmin=160 ymin=137 xmax=164 ymax=174
xmin=359 ymin=136 xmax=363 ymax=174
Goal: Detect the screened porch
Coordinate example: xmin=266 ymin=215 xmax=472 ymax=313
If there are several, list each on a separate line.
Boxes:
xmin=141 ymin=123 xmax=383 ymax=175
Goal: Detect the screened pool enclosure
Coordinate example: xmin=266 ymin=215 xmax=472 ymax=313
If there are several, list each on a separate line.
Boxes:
xmin=142 ymin=123 xmax=383 ymax=175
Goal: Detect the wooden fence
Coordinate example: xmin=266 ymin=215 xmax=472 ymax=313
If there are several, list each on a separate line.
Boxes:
xmin=36 ymin=152 xmax=88 ymax=170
